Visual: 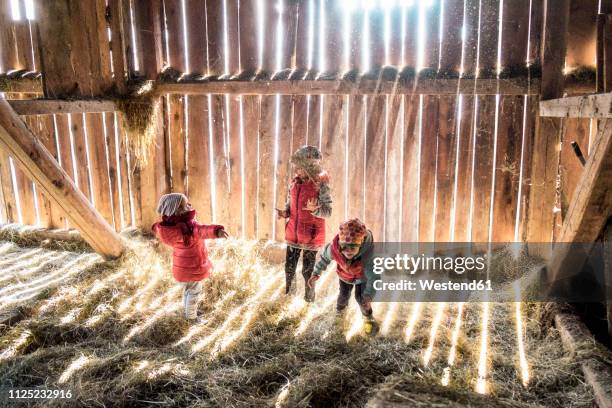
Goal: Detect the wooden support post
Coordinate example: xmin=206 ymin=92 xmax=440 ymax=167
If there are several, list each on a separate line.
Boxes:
xmin=527 ymin=0 xmax=570 ymax=255
xmin=548 ymin=119 xmax=611 ymax=285
xmin=0 ymin=99 xmax=123 ymax=258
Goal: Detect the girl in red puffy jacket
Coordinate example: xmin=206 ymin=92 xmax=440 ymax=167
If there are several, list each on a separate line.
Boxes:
xmin=152 ymin=193 xmax=228 ymax=321
xmin=276 ymin=145 xmax=332 ymax=302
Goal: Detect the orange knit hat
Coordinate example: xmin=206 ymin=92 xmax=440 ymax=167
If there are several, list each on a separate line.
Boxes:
xmin=338 ymin=218 xmax=367 ymax=244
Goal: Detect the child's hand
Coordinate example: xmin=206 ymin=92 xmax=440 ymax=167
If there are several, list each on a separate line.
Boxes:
xmin=304 ymin=198 xmax=320 ymax=213
xmin=275 ymin=208 xmax=289 ymax=219
xmin=216 ymin=228 xmax=229 ymax=239
xmin=307 ymin=275 xmax=319 ymax=288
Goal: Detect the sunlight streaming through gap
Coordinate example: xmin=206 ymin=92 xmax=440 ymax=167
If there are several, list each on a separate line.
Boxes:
xmin=441 ymin=302 xmax=464 ymax=386
xmin=423 ymin=302 xmax=445 ymax=366
xmin=362 ymin=8 xmax=370 ymax=71
xmin=9 ymin=0 xmax=20 ymax=21
xmin=276 ymin=0 xmax=285 ymax=71
xmin=515 ymin=301 xmax=530 ymax=386
xmin=181 ymin=0 xmax=190 ymax=73
xmin=404 ymin=302 xmax=422 ymax=342
xmin=476 ymin=302 xmax=490 ymax=394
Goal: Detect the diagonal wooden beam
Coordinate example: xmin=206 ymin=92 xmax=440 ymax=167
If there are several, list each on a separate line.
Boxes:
xmin=539 ymin=92 xmax=612 ymax=118
xmin=0 ymin=98 xmax=124 ymax=258
xmin=548 ymin=119 xmax=611 ymax=282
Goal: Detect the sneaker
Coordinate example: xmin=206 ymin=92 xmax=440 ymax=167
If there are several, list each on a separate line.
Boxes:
xmin=304 ymin=287 xmax=316 ymax=303
xmin=363 ymin=318 xmax=378 ymax=336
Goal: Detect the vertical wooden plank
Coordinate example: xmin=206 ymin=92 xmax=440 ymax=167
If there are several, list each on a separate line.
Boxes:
xmin=133 ymin=0 xmax=164 ymax=78
xmin=384 ymin=95 xmax=404 ymax=242
xmin=227 ymin=94 xmax=243 ymax=236
xmin=54 ymin=114 xmax=75 ymax=185
xmin=164 ymin=0 xmax=186 ymax=73
xmin=306 ymin=95 xmax=321 ymax=146
xmin=225 ymin=0 xmax=240 ymax=74
xmin=69 ymin=113 xmax=93 ymax=201
xmin=422 ymin=0 xmax=441 ymax=71
xmin=185 ymin=0 xmax=211 ymax=220
xmin=348 ymin=95 xmax=366 ymax=222
xmin=320 ymin=95 xmax=344 ymax=241
xmin=434 ymin=97 xmax=457 ymax=242
xmin=12 ymin=165 xmax=36 ymax=225
xmin=462 ymin=0 xmax=480 ymax=77
xmin=274 ymin=96 xmax=294 ymax=240
xmin=257 ymin=95 xmax=275 ymax=239
xmin=295 ymin=0 xmax=313 ymax=70
xmin=167 ymin=95 xmax=187 ymax=194
xmin=439 ymin=0 xmax=464 ymax=74
xmin=470 ymin=95 xmax=496 ymax=242
xmin=491 ymin=96 xmax=525 ymax=242
xmin=107 ymin=0 xmax=128 ymax=92
xmin=85 ymin=113 xmax=115 ymax=228
xmin=452 ymin=95 xmax=476 ymax=242
xmin=0 ymin=149 xmax=17 ymax=222
xmin=322 ymin=0 xmax=342 ymax=74
xmin=528 ymin=0 xmax=543 ymax=69
xmin=386 ymin=6 xmax=402 ymax=67
xmin=401 ymin=5 xmax=418 ymax=69
xmin=364 ymin=95 xmax=386 ymax=240
xmin=0 ymin=0 xmax=19 ymax=71
xmin=105 ymin=112 xmax=122 ymax=231
xmin=367 ymin=8 xmax=385 ymax=71
xmin=527 ymin=0 xmax=570 ymax=249
xmin=565 ymin=0 xmax=598 ymax=70
xmin=239 ymin=0 xmax=258 ymax=73
xmin=205 ymin=0 xmax=224 ymax=75
xmin=477 ymin=0 xmax=499 ymax=76
xmin=400 ymin=95 xmax=420 ymax=242
xmin=348 ymin=9 xmax=363 ymax=71
xmin=118 ymin=123 xmax=133 ymax=228
xmin=517 ymin=96 xmax=537 ymax=241
xmin=491 ymin=0 xmax=531 ymax=242
xmin=185 ymin=0 xmax=207 ymax=74
xmin=243 ymin=95 xmax=259 ymax=238
xmin=418 ymin=96 xmax=439 ymax=242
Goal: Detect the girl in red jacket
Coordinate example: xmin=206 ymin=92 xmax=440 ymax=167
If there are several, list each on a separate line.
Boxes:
xmin=152 ymin=193 xmax=228 ymax=321
xmin=276 ymin=145 xmax=332 ymax=302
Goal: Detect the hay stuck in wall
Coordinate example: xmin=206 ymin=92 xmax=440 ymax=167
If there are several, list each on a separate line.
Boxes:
xmin=114 ymin=81 xmax=160 ymax=167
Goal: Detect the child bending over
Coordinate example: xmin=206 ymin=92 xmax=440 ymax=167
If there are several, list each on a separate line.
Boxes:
xmin=308 ymin=218 xmax=378 ymax=334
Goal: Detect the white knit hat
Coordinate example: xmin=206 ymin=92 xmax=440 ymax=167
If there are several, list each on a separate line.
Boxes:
xmin=156 ymin=193 xmax=187 ymax=216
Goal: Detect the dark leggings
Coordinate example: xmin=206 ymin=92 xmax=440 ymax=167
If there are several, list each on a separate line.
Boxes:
xmin=285 ymin=246 xmax=317 ymax=301
xmin=337 ymin=279 xmax=373 ymax=317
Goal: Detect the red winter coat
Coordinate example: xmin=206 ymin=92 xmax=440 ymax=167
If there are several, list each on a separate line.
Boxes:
xmin=152 ymin=222 xmax=223 ymax=282
xmin=330 ymin=235 xmax=365 ymax=282
xmin=285 ymin=176 xmax=326 ymax=249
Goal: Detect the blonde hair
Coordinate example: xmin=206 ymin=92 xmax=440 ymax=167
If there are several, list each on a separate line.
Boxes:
xmin=156 ymin=193 xmax=187 ymax=216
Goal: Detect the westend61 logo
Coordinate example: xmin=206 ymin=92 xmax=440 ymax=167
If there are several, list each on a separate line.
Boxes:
xmin=372 ymin=253 xmax=487 ymax=275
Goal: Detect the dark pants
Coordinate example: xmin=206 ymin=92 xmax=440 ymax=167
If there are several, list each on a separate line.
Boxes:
xmin=337 ymin=279 xmax=373 ymax=317
xmin=285 ymin=246 xmax=317 ymax=302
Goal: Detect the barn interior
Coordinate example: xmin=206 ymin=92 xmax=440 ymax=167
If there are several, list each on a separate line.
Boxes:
xmin=0 ymin=0 xmax=611 ymax=406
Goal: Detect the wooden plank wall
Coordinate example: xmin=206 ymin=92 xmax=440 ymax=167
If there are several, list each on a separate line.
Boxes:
xmin=0 ymin=0 xmax=565 ymax=246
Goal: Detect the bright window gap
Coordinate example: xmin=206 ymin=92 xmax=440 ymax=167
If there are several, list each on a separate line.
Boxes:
xmin=207 ymin=94 xmax=217 ymax=222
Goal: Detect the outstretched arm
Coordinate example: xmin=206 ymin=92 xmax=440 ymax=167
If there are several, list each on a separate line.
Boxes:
xmin=197 ymin=224 xmax=226 ymax=239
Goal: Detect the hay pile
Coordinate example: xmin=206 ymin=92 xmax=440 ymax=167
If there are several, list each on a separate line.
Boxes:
xmin=0 ymin=236 xmax=600 ymax=407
